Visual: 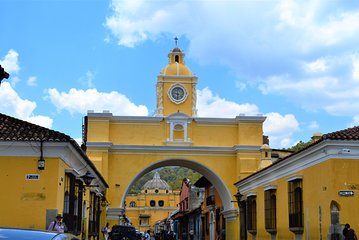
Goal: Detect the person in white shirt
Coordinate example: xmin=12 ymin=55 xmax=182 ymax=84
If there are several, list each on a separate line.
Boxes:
xmin=102 ymin=222 xmax=111 ymax=240
xmin=48 ymin=214 xmax=66 ymax=233
xmin=144 ymin=229 xmax=151 ymax=240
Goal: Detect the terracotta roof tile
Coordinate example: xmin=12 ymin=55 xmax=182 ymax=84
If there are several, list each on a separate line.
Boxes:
xmin=0 ymin=113 xmax=71 ymax=142
xmin=323 ymin=126 xmax=359 ymax=140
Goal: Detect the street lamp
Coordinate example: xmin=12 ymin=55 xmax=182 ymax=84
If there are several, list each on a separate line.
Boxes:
xmin=81 ymin=171 xmax=95 ymax=186
xmin=0 ymin=65 xmax=9 ymax=85
xmin=234 ymin=191 xmax=243 ymax=208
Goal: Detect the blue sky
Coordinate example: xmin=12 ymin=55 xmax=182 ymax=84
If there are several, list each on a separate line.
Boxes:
xmin=1 ymin=0 xmax=359 ymax=148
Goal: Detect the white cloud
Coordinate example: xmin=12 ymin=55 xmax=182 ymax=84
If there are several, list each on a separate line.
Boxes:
xmin=352 ymin=56 xmax=359 ymax=81
xmin=352 ymin=115 xmax=359 ymax=126
xmin=0 ymin=49 xmax=20 ymax=74
xmin=105 ymin=0 xmax=359 ymax=122
xmin=263 ymin=112 xmax=300 ymax=148
xmin=196 ymin=87 xmax=299 ymax=148
xmin=27 ymin=115 xmax=53 ymax=129
xmin=197 ymin=87 xmax=259 ymax=117
xmin=303 ymin=58 xmax=328 ymax=73
xmin=10 ymin=76 xmax=20 ymax=87
xmin=308 ymin=121 xmax=319 ymax=129
xmin=46 ymin=88 xmax=149 ymax=116
xmin=235 ymin=81 xmax=247 ymax=91
xmin=78 ymin=71 xmax=95 ymax=88
xmin=0 ymin=82 xmax=53 ymax=128
xmin=27 ymin=76 xmax=37 ymax=86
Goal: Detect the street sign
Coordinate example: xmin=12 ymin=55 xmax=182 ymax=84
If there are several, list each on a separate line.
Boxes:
xmin=338 ymin=190 xmax=354 ymax=197
xmin=25 ymin=174 xmax=40 ymax=180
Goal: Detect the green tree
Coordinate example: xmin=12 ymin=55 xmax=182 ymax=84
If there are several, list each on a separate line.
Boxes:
xmin=284 ymin=140 xmax=312 ymax=152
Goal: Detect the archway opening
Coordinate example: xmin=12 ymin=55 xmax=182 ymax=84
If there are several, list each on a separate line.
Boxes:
xmin=119 ymin=158 xmax=238 ymax=238
xmin=121 ymin=158 xmax=235 ymax=211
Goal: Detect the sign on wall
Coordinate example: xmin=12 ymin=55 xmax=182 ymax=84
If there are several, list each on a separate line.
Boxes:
xmin=25 ymin=174 xmax=40 ymax=180
xmin=338 ymin=191 xmax=354 ymax=197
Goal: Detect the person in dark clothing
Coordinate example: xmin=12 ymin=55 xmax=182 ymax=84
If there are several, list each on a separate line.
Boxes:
xmin=343 ymin=224 xmax=358 ymax=240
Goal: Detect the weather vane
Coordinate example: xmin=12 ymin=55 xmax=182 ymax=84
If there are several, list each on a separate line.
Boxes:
xmin=174 ymin=36 xmax=178 ymax=47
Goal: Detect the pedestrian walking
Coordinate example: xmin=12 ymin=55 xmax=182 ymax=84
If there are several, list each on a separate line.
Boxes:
xmin=102 ymin=222 xmax=111 ymax=240
xmin=144 ymin=230 xmax=151 ymax=240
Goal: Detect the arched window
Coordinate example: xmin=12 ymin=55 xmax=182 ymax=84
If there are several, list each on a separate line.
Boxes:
xmin=174 ymin=124 xmax=183 ymax=131
xmin=129 ymin=201 xmax=136 ymax=207
xmin=150 ymin=200 xmax=156 ymax=207
xmin=175 ymin=55 xmax=179 ymax=63
xmin=158 ymin=200 xmax=164 ymax=207
xmin=330 ymin=201 xmax=340 ymax=225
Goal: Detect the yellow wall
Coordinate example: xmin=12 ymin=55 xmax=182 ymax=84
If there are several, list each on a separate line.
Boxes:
xmin=125 ymin=190 xmax=179 ymax=232
xmin=240 ymin=157 xmax=359 ymax=240
xmin=0 ymin=156 xmax=69 ymax=229
xmin=88 ymin=117 xmax=265 ymax=147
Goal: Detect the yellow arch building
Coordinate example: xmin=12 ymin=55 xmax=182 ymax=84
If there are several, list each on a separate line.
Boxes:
xmin=125 ymin=172 xmax=180 ymax=233
xmin=85 ymin=45 xmax=270 ymax=239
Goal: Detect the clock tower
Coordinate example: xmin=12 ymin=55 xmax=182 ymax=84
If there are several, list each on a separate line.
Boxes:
xmin=155 ymin=45 xmax=198 ymax=117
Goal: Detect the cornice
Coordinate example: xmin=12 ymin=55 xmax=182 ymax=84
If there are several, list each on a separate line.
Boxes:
xmin=235 ymin=115 xmax=266 ymax=122
xmin=157 ymin=75 xmax=198 ymax=80
xmin=87 ymin=143 xmax=236 ymax=153
xmin=111 ymin=116 xmax=163 ymax=122
xmin=86 ymin=142 xmax=263 ymax=154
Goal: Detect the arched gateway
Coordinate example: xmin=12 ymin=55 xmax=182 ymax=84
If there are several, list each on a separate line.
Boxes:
xmin=84 ymin=44 xmax=269 ymax=239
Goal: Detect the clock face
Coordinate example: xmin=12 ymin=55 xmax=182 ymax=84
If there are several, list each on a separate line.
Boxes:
xmin=168 ymin=84 xmax=187 ymax=104
xmin=171 ymin=86 xmax=185 ymax=100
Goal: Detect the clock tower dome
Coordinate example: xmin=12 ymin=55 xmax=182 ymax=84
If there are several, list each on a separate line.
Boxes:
xmin=155 ymin=44 xmax=198 ymax=117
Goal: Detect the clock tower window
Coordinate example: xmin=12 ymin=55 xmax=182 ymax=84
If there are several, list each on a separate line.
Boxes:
xmin=175 ymin=55 xmax=179 ymax=63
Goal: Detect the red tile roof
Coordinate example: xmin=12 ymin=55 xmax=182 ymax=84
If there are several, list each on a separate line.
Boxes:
xmin=0 ymin=113 xmax=72 ymax=142
xmin=0 ymin=113 xmax=108 ymax=188
xmin=323 ymin=126 xmax=359 ymax=140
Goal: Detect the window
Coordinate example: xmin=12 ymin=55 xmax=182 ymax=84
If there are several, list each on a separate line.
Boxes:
xmin=88 ymin=192 xmax=101 ymax=237
xmin=174 ymin=124 xmax=183 ymax=131
xmin=158 ymin=200 xmax=164 ymax=207
xmin=330 ymin=201 xmax=340 ymax=225
xmin=288 ymin=179 xmax=303 ymax=233
xmin=150 ymin=200 xmax=156 ymax=207
xmin=140 ymin=217 xmax=149 ymax=226
xmin=155 ymin=189 xmax=159 ymax=193
xmin=246 ymin=195 xmax=257 ymax=234
xmin=264 ymin=189 xmax=277 ymax=233
xmin=63 ymin=173 xmax=83 ymax=235
xmin=129 ymin=201 xmax=136 ymax=207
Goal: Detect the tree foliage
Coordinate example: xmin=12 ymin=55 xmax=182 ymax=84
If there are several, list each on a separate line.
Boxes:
xmin=284 ymin=140 xmax=312 ymax=152
xmin=128 ymin=167 xmax=202 ymax=194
